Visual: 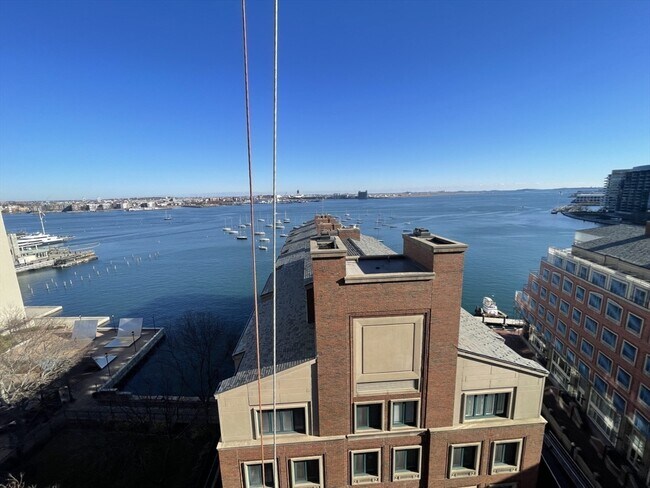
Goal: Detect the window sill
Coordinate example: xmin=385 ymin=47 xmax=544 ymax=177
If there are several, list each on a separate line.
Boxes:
xmin=392 ymin=471 xmax=420 ymax=481
xmin=351 ymin=475 xmax=380 ymax=485
xmin=449 ymin=468 xmax=477 ymax=478
xmin=491 ymin=464 xmax=520 ymax=474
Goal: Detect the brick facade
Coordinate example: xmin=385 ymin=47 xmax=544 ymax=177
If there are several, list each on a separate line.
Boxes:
xmin=218 ymin=219 xmax=547 ymax=488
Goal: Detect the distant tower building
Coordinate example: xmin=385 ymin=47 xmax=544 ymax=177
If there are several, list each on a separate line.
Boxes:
xmin=604 ymin=165 xmax=650 ymax=223
xmin=357 ymin=190 xmax=368 ymax=199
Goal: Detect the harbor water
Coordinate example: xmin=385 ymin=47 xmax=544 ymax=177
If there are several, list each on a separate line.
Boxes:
xmin=4 ymin=190 xmax=589 ymax=393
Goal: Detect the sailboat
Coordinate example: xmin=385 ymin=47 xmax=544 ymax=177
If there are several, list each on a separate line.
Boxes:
xmin=164 ymin=210 xmax=172 ymax=221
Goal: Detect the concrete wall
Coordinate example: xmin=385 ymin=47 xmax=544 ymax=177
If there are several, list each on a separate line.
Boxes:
xmin=0 ymin=212 xmax=25 ymax=323
xmin=218 ymin=361 xmax=315 ymax=444
xmin=453 ymin=356 xmax=546 ymax=425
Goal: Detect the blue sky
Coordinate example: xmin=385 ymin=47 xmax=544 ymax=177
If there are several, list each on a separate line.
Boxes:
xmin=0 ymin=0 xmax=648 ymax=200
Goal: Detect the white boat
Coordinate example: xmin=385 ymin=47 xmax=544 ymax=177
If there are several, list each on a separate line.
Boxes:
xmin=481 ymin=297 xmax=501 ymax=317
xmin=275 ymin=223 xmax=285 ymax=230
xmin=280 ymin=233 xmax=288 ymax=238
xmin=16 ymin=211 xmax=72 ymax=249
xmin=258 ymin=245 xmax=268 ymax=251
xmin=259 ymin=237 xmax=270 ymax=242
xmin=164 ymin=211 xmax=172 ymax=221
xmin=239 ymin=224 xmax=246 ymax=229
xmin=258 ymin=218 xmax=265 ymax=222
xmin=228 ymin=230 xmax=239 ymax=235
xmin=254 ymin=231 xmax=265 ymax=236
xmin=265 ymin=223 xmax=274 ymax=228
xmin=236 ymin=235 xmax=248 ymax=240
xmin=283 ymin=212 xmax=290 ymax=223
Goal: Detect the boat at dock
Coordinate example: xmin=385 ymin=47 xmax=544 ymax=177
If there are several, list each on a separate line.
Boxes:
xmin=480 ymin=297 xmax=502 ymax=317
xmin=16 ymin=211 xmax=72 ymax=249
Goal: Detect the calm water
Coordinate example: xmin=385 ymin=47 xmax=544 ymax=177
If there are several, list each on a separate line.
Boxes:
xmin=4 ymin=190 xmax=590 ymax=392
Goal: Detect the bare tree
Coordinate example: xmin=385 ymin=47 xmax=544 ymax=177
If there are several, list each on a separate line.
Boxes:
xmin=0 ymin=311 xmax=86 ymax=408
xmin=164 ymin=311 xmax=236 ymax=405
xmin=0 ymin=473 xmax=57 ymax=488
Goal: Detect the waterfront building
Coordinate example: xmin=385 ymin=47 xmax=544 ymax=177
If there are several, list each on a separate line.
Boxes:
xmin=515 ymin=223 xmax=650 ymax=483
xmin=216 ymin=216 xmax=548 ymax=487
xmin=604 ymin=165 xmax=650 ymax=223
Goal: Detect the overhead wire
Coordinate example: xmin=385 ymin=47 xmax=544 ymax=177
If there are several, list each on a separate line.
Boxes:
xmin=239 ymin=0 xmax=266 ymax=484
xmin=271 ymin=0 xmax=279 ymax=486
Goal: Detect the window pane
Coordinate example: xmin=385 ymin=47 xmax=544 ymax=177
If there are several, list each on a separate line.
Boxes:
xmin=395 ymin=450 xmax=406 ymax=471
xmin=357 ymin=405 xmax=368 ymax=428
xmin=294 ymin=461 xmax=307 ymax=482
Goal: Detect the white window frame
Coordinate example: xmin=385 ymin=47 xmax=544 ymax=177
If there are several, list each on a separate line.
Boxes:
xmin=626 ymin=312 xmax=644 ymax=337
xmin=391 ymin=445 xmax=422 ymax=481
xmin=639 ymin=384 xmax=650 ymax=409
xmin=448 ymin=442 xmax=481 ymax=478
xmin=389 ymin=399 xmax=420 ymax=430
xmin=616 ymin=367 xmax=632 ymax=392
xmin=350 ymin=448 xmax=381 ymax=485
xmin=600 ymin=326 xmax=617 ymax=350
xmin=290 ymin=456 xmax=324 ymax=488
xmin=242 ymin=460 xmax=277 ymax=488
xmin=605 ymin=299 xmax=623 ymax=324
xmin=587 ymin=292 xmax=603 ymax=313
xmin=621 ymin=340 xmax=638 ymax=365
xmin=462 ymin=388 xmax=514 ymax=423
xmin=253 ymin=403 xmax=310 ymax=438
xmin=353 ymin=401 xmax=385 ymax=434
xmin=490 ymin=438 xmax=523 ymax=475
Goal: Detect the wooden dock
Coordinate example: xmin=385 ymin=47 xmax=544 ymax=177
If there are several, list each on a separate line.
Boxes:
xmin=476 ymin=313 xmax=526 ymax=328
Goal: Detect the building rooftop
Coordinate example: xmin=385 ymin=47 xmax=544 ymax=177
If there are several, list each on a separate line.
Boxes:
xmin=574 ymin=224 xmax=650 ymax=270
xmin=218 ymin=218 xmax=546 ymax=393
xmin=458 ymin=309 xmax=548 ymax=375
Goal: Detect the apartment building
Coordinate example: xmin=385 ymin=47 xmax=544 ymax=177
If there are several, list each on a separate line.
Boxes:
xmin=216 ymin=216 xmax=548 ymax=488
xmin=516 ymin=223 xmax=650 ymax=483
xmin=604 ymin=165 xmax=650 ymax=223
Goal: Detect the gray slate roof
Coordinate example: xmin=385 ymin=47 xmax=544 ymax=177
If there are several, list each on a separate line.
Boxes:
xmin=219 ymin=222 xmax=397 ymax=393
xmin=458 ymin=309 xmax=548 ymax=375
xmin=218 ymin=221 xmax=547 ymax=393
xmin=574 ymin=224 xmax=650 ymax=270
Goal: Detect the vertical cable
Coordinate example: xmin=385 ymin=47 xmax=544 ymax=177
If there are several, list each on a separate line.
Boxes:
xmin=240 ymin=0 xmax=265 ymax=483
xmin=271 ymin=0 xmax=279 ymax=487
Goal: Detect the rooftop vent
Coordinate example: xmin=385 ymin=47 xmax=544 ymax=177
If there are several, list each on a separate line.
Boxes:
xmin=413 ymin=228 xmax=431 ymax=237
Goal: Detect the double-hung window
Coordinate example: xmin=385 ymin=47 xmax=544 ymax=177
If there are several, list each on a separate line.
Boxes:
xmin=584 ymin=316 xmax=598 ymax=336
xmin=605 ymin=301 xmax=623 ymax=323
xmin=355 ymin=403 xmax=383 ymax=432
xmin=390 ymin=400 xmax=418 ymax=429
xmin=609 ymin=278 xmax=628 ymax=299
xmin=621 ymin=341 xmax=638 ymax=364
xmin=464 ymin=392 xmax=510 ymax=420
xmin=290 ymin=458 xmax=323 ymax=487
xmin=617 ymin=367 xmax=632 ymax=391
xmin=243 ymin=461 xmax=276 ymax=488
xmin=351 ymin=450 xmax=380 ymax=484
xmin=597 ymin=352 xmax=613 ymax=375
xmin=449 ymin=443 xmax=480 ymax=478
xmin=600 ymin=327 xmax=617 ymax=349
xmin=626 ymin=313 xmax=644 ymax=336
xmin=591 ymin=271 xmax=606 ymax=288
xmin=392 ymin=447 xmax=421 ymax=481
xmin=588 ymin=293 xmax=603 ymax=312
xmin=562 ymin=278 xmax=573 ymax=295
xmin=491 ymin=440 xmax=523 ymax=474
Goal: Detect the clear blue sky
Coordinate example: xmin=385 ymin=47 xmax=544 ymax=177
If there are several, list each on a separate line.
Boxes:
xmin=0 ymin=0 xmax=648 ymax=200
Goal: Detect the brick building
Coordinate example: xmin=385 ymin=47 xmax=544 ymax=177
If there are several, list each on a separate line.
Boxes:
xmin=515 ymin=223 xmax=650 ymax=484
xmin=216 ymin=216 xmax=548 ymax=487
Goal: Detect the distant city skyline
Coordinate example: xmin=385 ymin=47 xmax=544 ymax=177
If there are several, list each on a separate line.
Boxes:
xmin=0 ymin=0 xmax=649 ymax=201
